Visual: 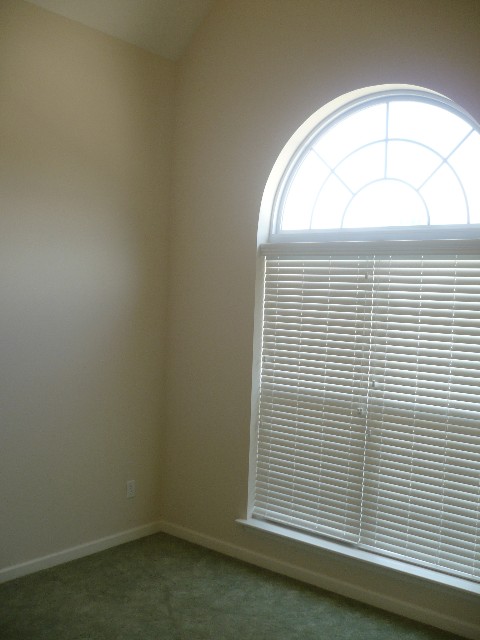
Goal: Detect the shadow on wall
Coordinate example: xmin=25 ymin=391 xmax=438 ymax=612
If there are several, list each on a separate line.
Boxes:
xmin=0 ymin=1 xmax=172 ymax=568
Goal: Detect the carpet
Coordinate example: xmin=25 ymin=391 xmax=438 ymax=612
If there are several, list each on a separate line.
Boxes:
xmin=0 ymin=532 xmax=464 ymax=639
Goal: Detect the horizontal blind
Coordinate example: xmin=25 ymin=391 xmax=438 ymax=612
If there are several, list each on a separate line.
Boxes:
xmin=253 ymin=255 xmax=372 ymax=542
xmin=360 ymin=254 xmax=480 ymax=580
xmin=253 ymin=248 xmax=480 ymax=582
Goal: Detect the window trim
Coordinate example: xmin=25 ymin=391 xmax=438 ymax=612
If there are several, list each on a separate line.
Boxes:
xmin=238 ymin=518 xmax=480 ymax=596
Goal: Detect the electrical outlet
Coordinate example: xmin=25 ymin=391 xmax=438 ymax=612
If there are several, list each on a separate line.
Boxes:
xmin=126 ymin=480 xmax=136 ymax=499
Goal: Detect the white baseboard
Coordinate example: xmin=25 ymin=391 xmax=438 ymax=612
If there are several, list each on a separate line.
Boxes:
xmin=0 ymin=521 xmax=163 ymax=584
xmin=157 ymin=519 xmax=480 ymax=640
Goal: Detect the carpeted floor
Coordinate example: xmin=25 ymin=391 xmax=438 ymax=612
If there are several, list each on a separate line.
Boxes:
xmin=0 ymin=532 xmax=465 ymax=639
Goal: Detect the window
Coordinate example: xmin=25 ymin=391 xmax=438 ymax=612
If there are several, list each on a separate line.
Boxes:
xmin=247 ymin=86 xmax=480 ymax=587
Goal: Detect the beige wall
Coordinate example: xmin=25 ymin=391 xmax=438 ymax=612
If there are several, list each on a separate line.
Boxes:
xmin=0 ymin=0 xmax=174 ymax=567
xmin=165 ymin=0 xmax=480 ymax=633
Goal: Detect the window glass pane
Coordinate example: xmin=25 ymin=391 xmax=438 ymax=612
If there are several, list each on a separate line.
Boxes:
xmin=277 ymin=93 xmax=479 ymax=233
xmin=281 ymin=151 xmax=329 ymax=230
xmin=313 ymin=103 xmax=386 ymax=168
xmin=386 ymin=141 xmax=440 ymax=188
xmin=310 ymin=174 xmax=351 ymax=229
xmin=420 ymin=164 xmax=467 ymax=225
xmin=336 ymin=142 xmax=385 ymax=192
xmin=343 ymin=180 xmax=427 ymax=228
xmin=448 ymin=131 xmax=480 ymax=224
xmin=388 ymin=101 xmax=472 ymax=157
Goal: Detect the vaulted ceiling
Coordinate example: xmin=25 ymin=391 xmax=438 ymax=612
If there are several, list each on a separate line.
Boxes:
xmin=27 ymin=0 xmax=214 ymax=60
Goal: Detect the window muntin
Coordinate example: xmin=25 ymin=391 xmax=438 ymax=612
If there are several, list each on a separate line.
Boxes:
xmin=277 ymin=94 xmax=480 ymax=234
xmin=250 ymin=86 xmax=480 ymax=587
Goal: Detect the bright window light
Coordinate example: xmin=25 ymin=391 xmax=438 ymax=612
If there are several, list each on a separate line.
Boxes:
xmin=278 ymin=96 xmax=480 ymax=232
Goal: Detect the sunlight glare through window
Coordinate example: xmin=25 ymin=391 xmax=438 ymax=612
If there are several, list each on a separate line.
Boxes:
xmin=278 ymin=97 xmax=478 ymax=232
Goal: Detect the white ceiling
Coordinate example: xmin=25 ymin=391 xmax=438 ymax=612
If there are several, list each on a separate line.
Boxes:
xmin=27 ymin=0 xmax=214 ymax=60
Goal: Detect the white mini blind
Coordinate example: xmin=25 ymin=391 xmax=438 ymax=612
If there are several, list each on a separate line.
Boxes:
xmin=253 ymin=245 xmax=480 ymax=582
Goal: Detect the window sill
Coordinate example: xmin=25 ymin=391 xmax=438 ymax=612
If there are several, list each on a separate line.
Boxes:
xmin=237 ymin=518 xmax=480 ymax=597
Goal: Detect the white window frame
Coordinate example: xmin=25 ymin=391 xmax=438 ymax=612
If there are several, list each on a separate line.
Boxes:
xmin=243 ymin=85 xmax=480 ymax=597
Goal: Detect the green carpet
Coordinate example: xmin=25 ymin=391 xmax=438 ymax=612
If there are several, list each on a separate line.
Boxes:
xmin=0 ymin=532 xmax=464 ymax=639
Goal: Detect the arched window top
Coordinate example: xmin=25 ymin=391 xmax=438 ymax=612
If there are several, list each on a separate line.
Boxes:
xmin=265 ymin=86 xmax=480 ymax=243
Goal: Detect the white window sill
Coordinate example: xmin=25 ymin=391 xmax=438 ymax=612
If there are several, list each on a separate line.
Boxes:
xmin=237 ymin=518 xmax=480 ymax=597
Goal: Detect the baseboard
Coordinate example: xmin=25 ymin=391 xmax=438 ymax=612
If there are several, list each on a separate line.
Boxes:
xmin=157 ymin=519 xmax=479 ymax=640
xmin=0 ymin=521 xmax=163 ymax=584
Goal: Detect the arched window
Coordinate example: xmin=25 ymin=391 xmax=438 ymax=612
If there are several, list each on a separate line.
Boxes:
xmin=247 ymin=86 xmax=480 ymax=588
xmin=276 ymin=88 xmax=480 ymax=234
